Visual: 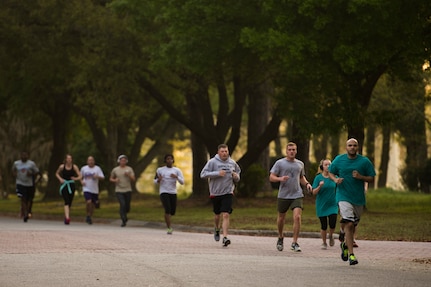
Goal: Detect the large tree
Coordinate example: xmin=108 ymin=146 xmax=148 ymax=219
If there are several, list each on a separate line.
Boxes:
xmin=241 ymin=0 xmax=431 ymax=147
xmin=113 ymin=0 xmax=283 ymax=196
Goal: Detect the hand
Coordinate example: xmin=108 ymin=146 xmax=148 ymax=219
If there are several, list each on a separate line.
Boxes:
xmin=319 ymin=180 xmax=324 ymax=187
xmin=352 ymin=170 xmax=361 ymax=179
xmin=279 ymin=175 xmax=289 ymax=182
xmin=232 ymin=172 xmax=239 ymax=180
xmin=170 ymin=173 xmax=178 ymax=179
xmin=219 ymin=170 xmax=226 ymax=177
xmin=335 ymin=177 xmax=344 ymax=184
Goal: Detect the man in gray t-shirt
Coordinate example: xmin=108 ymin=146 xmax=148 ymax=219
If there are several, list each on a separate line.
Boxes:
xmin=12 ymin=151 xmax=41 ymax=222
xmin=269 ymin=142 xmax=312 ymax=252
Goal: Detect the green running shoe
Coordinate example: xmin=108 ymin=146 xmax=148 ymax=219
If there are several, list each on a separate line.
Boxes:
xmin=340 ymin=242 xmax=348 ymax=261
xmin=349 ymin=254 xmax=358 ymax=265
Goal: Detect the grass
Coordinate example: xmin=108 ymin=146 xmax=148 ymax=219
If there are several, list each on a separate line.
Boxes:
xmin=0 ymin=188 xmax=430 ymax=242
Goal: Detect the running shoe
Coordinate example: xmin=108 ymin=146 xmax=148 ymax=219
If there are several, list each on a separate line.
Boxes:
xmin=86 ymin=216 xmax=92 ymax=225
xmin=64 ymin=218 xmax=70 ymax=225
xmin=353 ymin=241 xmax=359 ymax=248
xmin=321 ymin=243 xmax=328 ymax=250
xmin=28 ymin=213 xmax=32 ymax=219
xmin=222 ymin=237 xmax=231 ymax=247
xmin=349 ymin=254 xmax=358 ymax=265
xmin=214 ymin=228 xmax=220 ymax=242
xmin=167 ymin=228 xmax=173 ymax=235
xmin=276 ymin=237 xmax=284 ymax=251
xmin=339 ymin=231 xmax=345 ymax=242
xmin=329 ymin=235 xmax=335 ymax=247
xmin=291 ymin=242 xmax=302 ymax=252
xmin=340 ymin=242 xmax=348 ymax=261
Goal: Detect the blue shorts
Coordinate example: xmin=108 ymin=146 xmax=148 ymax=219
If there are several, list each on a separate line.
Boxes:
xmin=84 ymin=192 xmax=99 ymax=204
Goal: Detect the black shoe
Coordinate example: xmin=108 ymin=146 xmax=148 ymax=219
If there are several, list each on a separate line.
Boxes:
xmin=222 ymin=237 xmax=231 ymax=247
xmin=214 ymin=228 xmax=220 ymax=242
xmin=121 ymin=220 xmax=126 ymax=227
xmin=23 ymin=216 xmax=28 ymax=223
xmin=86 ymin=216 xmax=92 ymax=225
xmin=276 ymin=238 xmax=284 ymax=251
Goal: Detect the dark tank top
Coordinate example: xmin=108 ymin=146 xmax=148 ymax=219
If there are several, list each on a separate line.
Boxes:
xmin=62 ymin=165 xmax=76 ymax=180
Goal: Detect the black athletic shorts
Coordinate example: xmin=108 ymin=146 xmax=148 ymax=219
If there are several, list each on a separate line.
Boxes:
xmin=160 ymin=193 xmax=177 ymax=215
xmin=211 ymin=194 xmax=233 ymax=215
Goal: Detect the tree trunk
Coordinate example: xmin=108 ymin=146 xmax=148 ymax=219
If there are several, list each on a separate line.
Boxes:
xmin=291 ymin=121 xmax=311 ymax=173
xmin=247 ymin=83 xmax=271 ymax=193
xmin=190 ymin=133 xmax=209 ymax=199
xmin=44 ymin=104 xmax=70 ymax=200
xmin=330 ymin=134 xmax=341 ymax=160
xmin=313 ymin=134 xmax=329 ymax=164
xmin=365 ymin=126 xmax=375 ymax=162
xmin=377 ymin=125 xmax=390 ymax=188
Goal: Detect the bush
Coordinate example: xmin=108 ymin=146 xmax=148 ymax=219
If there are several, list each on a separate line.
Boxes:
xmin=237 ymin=164 xmax=267 ymax=198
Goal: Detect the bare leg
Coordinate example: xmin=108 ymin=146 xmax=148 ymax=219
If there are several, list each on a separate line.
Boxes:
xmin=21 ymin=198 xmax=28 ymax=220
xmin=329 ymin=228 xmax=335 ymax=240
xmin=292 ymin=207 xmax=302 ymax=243
xmin=214 ymin=214 xmax=220 ymax=229
xmin=64 ymin=205 xmax=70 ymax=219
xmin=222 ymin=212 xmax=229 ymax=237
xmin=86 ymin=200 xmax=94 ymax=217
xmin=277 ymin=212 xmax=286 ymax=238
xmin=344 ymin=221 xmax=355 ymax=255
xmin=321 ymin=229 xmax=327 ymax=244
xmin=164 ymin=213 xmax=171 ymax=229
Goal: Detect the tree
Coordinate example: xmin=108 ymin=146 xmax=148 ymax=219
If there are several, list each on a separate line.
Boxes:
xmin=241 ymin=0 xmax=431 ymax=148
xmin=112 ymin=0 xmax=283 ymax=197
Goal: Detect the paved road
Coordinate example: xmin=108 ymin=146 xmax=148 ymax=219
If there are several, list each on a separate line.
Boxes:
xmin=0 ymin=217 xmax=430 ymax=287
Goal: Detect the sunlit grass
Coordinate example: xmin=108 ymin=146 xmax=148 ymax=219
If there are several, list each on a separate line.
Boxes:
xmin=0 ymin=188 xmax=430 ymax=242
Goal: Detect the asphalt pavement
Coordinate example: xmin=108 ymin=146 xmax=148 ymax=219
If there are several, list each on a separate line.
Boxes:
xmin=0 ymin=216 xmax=430 ymax=287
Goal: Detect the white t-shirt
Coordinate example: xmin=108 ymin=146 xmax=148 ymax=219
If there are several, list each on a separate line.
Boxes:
xmin=154 ymin=166 xmax=184 ymax=194
xmin=80 ymin=165 xmax=105 ymax=194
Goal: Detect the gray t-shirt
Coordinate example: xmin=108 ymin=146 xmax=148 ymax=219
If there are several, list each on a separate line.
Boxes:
xmin=270 ymin=158 xmax=305 ymax=199
xmin=13 ymin=160 xmax=39 ymax=187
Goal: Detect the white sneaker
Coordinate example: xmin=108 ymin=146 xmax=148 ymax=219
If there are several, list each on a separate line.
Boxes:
xmin=291 ymin=242 xmax=302 ymax=252
xmin=329 ymin=236 xmax=335 ymax=247
xmin=321 ymin=243 xmax=328 ymax=250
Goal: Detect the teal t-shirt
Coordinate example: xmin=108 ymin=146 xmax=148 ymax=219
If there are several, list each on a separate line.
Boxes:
xmin=329 ymin=154 xmax=376 ymax=206
xmin=312 ymin=173 xmax=338 ymax=217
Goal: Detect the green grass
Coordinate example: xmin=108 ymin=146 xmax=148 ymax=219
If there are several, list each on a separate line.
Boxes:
xmin=1 ymin=188 xmax=430 ymax=242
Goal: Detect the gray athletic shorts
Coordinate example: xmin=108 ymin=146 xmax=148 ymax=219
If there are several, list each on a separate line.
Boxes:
xmin=277 ymin=198 xmax=303 ymax=214
xmin=338 ymin=201 xmax=363 ymax=225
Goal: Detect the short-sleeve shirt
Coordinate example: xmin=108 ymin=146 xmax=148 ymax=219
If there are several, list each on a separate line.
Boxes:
xmin=111 ymin=166 xmax=135 ymax=193
xmin=270 ymin=158 xmax=305 ymax=199
xmin=312 ymin=173 xmax=338 ymax=217
xmin=81 ymin=165 xmax=105 ymax=194
xmin=13 ymin=160 xmax=39 ymax=187
xmin=329 ymin=154 xmax=376 ymax=206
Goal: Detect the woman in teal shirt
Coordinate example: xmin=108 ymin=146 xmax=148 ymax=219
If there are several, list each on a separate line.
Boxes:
xmin=312 ymin=159 xmax=338 ymax=249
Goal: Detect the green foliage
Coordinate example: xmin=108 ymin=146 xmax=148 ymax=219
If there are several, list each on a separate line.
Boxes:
xmin=237 ymin=164 xmax=267 ymax=198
